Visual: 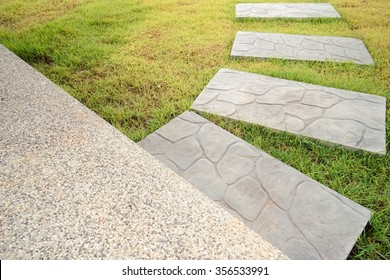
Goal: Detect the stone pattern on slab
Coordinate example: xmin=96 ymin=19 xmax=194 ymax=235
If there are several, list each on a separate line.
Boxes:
xmin=231 ymin=32 xmax=374 ymax=64
xmin=236 ymin=3 xmax=341 ymax=18
xmin=139 ymin=111 xmax=371 ymax=260
xmin=191 ymin=69 xmax=386 ymax=155
xmin=0 ymin=45 xmax=287 ymax=260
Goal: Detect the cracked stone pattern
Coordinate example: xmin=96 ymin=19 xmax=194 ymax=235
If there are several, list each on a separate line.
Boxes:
xmin=231 ymin=32 xmax=374 ymax=64
xmin=191 ymin=69 xmax=386 ymax=155
xmin=138 ymin=111 xmax=371 ymax=260
xmin=236 ymin=3 xmax=341 ymax=18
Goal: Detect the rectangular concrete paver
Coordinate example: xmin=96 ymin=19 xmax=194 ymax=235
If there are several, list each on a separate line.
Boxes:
xmin=0 ymin=45 xmax=287 ymax=260
xmin=138 ymin=111 xmax=371 ymax=260
xmin=231 ymin=32 xmax=374 ymax=64
xmin=236 ymin=3 xmax=341 ymax=18
xmin=191 ymin=69 xmax=386 ymax=155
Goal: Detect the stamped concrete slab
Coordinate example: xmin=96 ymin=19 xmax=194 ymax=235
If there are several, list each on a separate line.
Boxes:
xmin=191 ymin=69 xmax=386 ymax=155
xmin=139 ymin=111 xmax=371 ymax=260
xmin=0 ymin=45 xmax=287 ymax=260
xmin=236 ymin=3 xmax=341 ymax=18
xmin=231 ymin=32 xmax=374 ymax=64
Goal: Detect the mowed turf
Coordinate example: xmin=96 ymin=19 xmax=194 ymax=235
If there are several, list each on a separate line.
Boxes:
xmin=0 ymin=0 xmax=389 ymax=259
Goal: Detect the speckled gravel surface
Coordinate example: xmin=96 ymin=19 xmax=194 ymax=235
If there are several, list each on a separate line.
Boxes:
xmin=0 ymin=45 xmax=287 ymax=260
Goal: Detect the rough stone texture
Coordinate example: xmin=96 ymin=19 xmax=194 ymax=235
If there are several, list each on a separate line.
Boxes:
xmin=236 ymin=3 xmax=341 ymax=18
xmin=139 ymin=111 xmax=371 ymax=260
xmin=231 ymin=32 xmax=375 ymax=64
xmin=191 ymin=69 xmax=386 ymax=155
xmin=0 ymin=45 xmax=287 ymax=260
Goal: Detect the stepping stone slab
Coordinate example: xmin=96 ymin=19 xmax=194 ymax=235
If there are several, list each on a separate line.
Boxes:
xmin=236 ymin=3 xmax=341 ymax=18
xmin=191 ymin=69 xmax=386 ymax=155
xmin=231 ymin=32 xmax=374 ymax=64
xmin=138 ymin=111 xmax=371 ymax=260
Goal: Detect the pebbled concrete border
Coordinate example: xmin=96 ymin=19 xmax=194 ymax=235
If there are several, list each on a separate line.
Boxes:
xmin=0 ymin=45 xmax=286 ymax=260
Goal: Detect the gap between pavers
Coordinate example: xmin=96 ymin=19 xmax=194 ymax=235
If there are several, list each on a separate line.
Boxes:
xmin=231 ymin=32 xmax=374 ymax=64
xmin=138 ymin=111 xmax=371 ymax=260
xmin=191 ymin=68 xmax=386 ymax=155
xmin=236 ymin=3 xmax=341 ymax=18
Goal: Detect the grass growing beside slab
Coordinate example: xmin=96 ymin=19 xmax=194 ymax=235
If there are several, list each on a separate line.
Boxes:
xmin=0 ymin=0 xmax=389 ymax=259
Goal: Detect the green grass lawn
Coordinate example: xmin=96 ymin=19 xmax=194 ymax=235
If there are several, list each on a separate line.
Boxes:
xmin=0 ymin=0 xmax=389 ymax=259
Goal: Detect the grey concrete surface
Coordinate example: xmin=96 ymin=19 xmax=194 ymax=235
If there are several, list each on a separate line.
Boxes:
xmin=139 ymin=111 xmax=371 ymax=260
xmin=191 ymin=69 xmax=386 ymax=155
xmin=0 ymin=45 xmax=287 ymax=260
xmin=231 ymin=32 xmax=374 ymax=64
xmin=236 ymin=3 xmax=341 ymax=18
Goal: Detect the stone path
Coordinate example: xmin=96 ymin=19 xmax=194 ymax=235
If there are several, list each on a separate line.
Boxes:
xmin=236 ymin=3 xmax=341 ymax=18
xmin=138 ymin=111 xmax=371 ymax=260
xmin=191 ymin=69 xmax=386 ymax=155
xmin=231 ymin=32 xmax=374 ymax=64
